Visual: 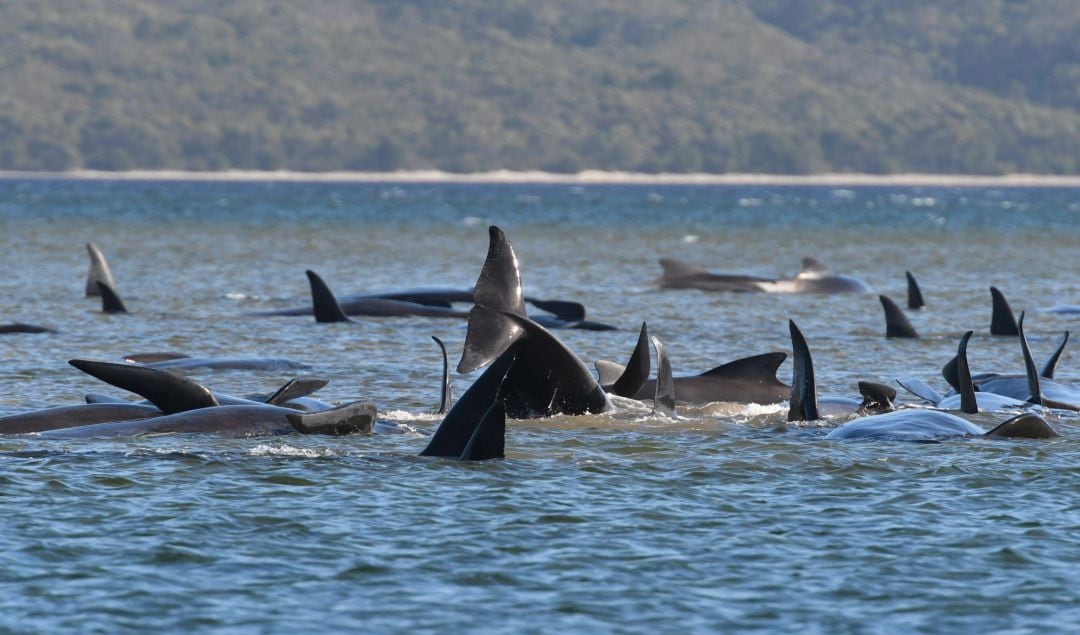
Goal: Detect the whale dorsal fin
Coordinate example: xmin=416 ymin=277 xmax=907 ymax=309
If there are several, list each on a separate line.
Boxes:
xmin=956 ymin=331 xmax=978 ymax=414
xmin=1018 ymin=312 xmax=1042 ymax=405
xmin=942 ymin=354 xmax=960 ymax=393
xmin=905 ymin=271 xmax=925 ymax=309
xmin=306 ymin=270 xmax=351 ymax=323
xmin=857 ymin=381 xmax=896 ymax=413
xmin=787 ymin=320 xmax=820 ymax=422
xmin=651 ymin=335 xmax=676 ymax=417
xmin=473 ymin=226 xmax=526 ymax=317
xmin=529 ymin=299 xmax=586 ymax=322
xmin=895 ymin=377 xmax=944 ymax=404
xmin=97 ymin=281 xmax=127 ymax=314
xmin=800 ymin=257 xmax=828 ymax=275
xmin=700 ymin=352 xmax=786 ymax=383
xmin=458 ymin=401 xmax=506 ymax=461
xmin=432 ymin=336 xmax=452 ymax=414
xmin=983 ymin=413 xmax=1058 ymax=439
xmin=659 ymin=258 xmax=707 ymax=280
xmin=68 ymin=359 xmax=219 ymax=413
xmin=1041 ymin=331 xmax=1069 ymax=379
xmin=990 ymin=287 xmax=1019 ymax=336
xmin=595 ymin=360 xmax=627 ymax=386
xmin=85 ymin=243 xmax=116 ymax=297
xmin=287 ymin=401 xmax=376 ymax=435
xmin=609 ymin=322 xmax=650 ymax=398
xmin=265 ymin=377 xmax=330 ymax=406
xmin=880 ymin=295 xmax=918 ymax=338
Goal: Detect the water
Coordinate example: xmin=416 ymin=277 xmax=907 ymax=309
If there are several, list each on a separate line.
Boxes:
xmin=1 ymin=179 xmax=1078 ymax=632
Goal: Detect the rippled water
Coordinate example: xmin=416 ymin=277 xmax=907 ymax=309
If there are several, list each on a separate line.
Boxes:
xmin=1 ymin=179 xmax=1078 ymax=632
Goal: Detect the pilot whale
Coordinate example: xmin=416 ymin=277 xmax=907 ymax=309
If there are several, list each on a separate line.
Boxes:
xmin=658 ymin=257 xmax=872 ymax=294
xmin=420 ymin=226 xmax=611 ymax=458
xmin=599 ymin=323 xmax=790 ymax=405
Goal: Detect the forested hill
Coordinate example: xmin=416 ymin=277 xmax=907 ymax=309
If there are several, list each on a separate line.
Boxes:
xmin=1 ymin=1 xmax=1078 ymax=174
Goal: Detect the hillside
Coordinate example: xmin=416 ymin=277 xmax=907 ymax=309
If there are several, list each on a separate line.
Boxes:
xmin=0 ymin=1 xmax=1077 ymax=174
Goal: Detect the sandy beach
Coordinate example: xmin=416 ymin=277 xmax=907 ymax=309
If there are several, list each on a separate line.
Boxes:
xmin=2 ymin=169 xmax=1080 ymax=187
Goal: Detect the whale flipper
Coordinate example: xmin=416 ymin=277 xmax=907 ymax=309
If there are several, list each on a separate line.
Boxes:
xmin=983 ymin=412 xmax=1058 ymax=439
xmin=880 ymin=295 xmax=918 ymax=338
xmin=608 ymin=322 xmax=651 ymax=398
xmin=68 ymin=359 xmax=219 ymax=413
xmin=85 ymin=243 xmax=116 ymax=297
xmin=857 ymin=381 xmax=896 ymax=413
xmin=265 ymin=377 xmax=330 ymax=406
xmin=990 ymin=287 xmax=1019 ymax=336
xmin=306 ymin=270 xmax=351 ymax=323
xmin=432 ymin=336 xmax=452 ymax=414
xmin=787 ymin=320 xmax=820 ymax=422
xmin=1041 ymin=331 xmax=1069 ymax=379
xmin=286 ymin=401 xmax=376 ymax=435
xmin=1018 ymin=313 xmax=1043 ymax=406
xmin=97 ymin=281 xmax=127 ymax=314
xmin=458 ymin=401 xmax=506 ymax=461
xmin=651 ymin=336 xmax=676 ymax=417
xmin=896 ymin=377 xmax=944 ymax=405
xmin=956 ymin=331 xmax=978 ymax=414
xmin=422 ymin=350 xmax=516 ymax=457
xmin=905 ymin=271 xmax=925 ymax=310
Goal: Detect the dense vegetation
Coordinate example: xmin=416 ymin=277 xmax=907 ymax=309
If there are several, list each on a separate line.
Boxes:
xmin=1 ymin=1 xmax=1077 ymax=174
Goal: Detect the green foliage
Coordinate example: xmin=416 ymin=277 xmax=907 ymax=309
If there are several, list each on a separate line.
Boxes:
xmin=0 ymin=0 xmax=1077 ymax=173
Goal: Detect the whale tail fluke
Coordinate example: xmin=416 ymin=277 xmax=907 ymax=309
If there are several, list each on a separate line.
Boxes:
xmin=905 ymin=271 xmax=925 ymax=310
xmin=880 ymin=295 xmax=918 ymax=338
xmin=85 ymin=243 xmax=116 ymax=297
xmin=305 ymin=270 xmax=351 ymax=323
xmin=287 ymin=401 xmax=376 ymax=435
xmin=68 ymin=359 xmax=219 ymax=413
xmin=432 ymin=336 xmax=452 ymax=414
xmin=787 ymin=320 xmax=820 ymax=422
xmin=990 ymin=286 xmax=1020 ymax=336
xmin=458 ymin=401 xmax=506 ymax=461
xmin=608 ymin=322 xmax=650 ymax=398
xmin=458 ymin=226 xmax=530 ymax=374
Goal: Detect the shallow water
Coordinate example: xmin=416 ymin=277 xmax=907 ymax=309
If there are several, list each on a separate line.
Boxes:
xmin=1 ymin=180 xmax=1079 ymax=632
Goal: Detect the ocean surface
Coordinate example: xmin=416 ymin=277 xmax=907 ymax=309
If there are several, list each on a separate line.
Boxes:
xmin=1 ymin=179 xmax=1078 ymax=633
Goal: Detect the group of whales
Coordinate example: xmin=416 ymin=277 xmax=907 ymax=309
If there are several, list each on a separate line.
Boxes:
xmin=2 ymin=227 xmax=1077 ymax=459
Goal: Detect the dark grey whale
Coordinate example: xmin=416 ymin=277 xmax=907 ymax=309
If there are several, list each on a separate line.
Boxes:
xmin=601 ymin=325 xmax=790 ymax=405
xmin=421 ymin=226 xmax=611 ymax=458
xmin=658 ymin=257 xmax=872 ymax=294
xmin=897 ymin=332 xmax=1029 ymax=413
xmin=0 ymin=323 xmax=56 ymax=334
xmin=786 ymin=320 xmax=896 ymax=421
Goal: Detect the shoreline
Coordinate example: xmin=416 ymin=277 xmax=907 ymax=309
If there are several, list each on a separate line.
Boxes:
xmin=1 ymin=169 xmax=1079 ymax=187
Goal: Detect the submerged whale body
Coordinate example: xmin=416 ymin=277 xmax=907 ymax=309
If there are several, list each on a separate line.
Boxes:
xmin=658 ymin=257 xmax=871 ymax=294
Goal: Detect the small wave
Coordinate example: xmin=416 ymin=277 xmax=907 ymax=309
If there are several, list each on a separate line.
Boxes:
xmin=248 ymin=444 xmax=341 ymax=458
xmin=382 ymin=409 xmax=441 ymax=422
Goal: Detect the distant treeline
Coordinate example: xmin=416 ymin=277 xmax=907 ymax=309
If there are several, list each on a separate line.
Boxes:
xmin=1 ymin=1 xmax=1078 ymax=174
